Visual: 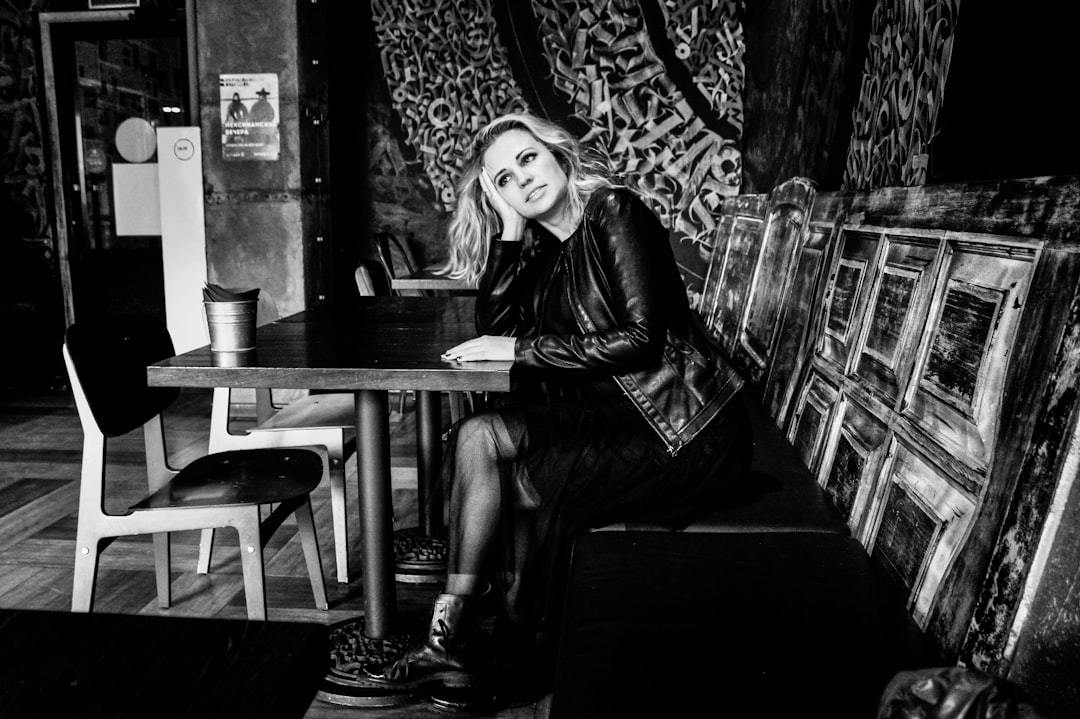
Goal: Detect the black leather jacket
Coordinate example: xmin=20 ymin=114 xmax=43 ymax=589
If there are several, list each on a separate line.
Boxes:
xmin=476 ymin=187 xmax=744 ymax=455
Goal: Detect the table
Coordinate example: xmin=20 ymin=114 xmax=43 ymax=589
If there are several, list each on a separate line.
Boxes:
xmin=147 ymin=296 xmax=511 ymax=705
xmin=0 ymin=608 xmax=328 ymax=718
xmin=389 ymin=268 xmax=475 ymax=293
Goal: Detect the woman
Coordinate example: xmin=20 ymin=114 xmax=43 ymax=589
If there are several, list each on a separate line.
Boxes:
xmin=371 ymin=112 xmax=752 ymax=697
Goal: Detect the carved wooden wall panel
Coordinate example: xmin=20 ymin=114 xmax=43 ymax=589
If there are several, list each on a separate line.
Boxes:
xmin=762 ymin=223 xmax=832 ymax=420
xmin=700 ymin=178 xmax=814 ymax=384
xmin=852 ymin=234 xmax=941 ymax=403
xmin=705 ymin=212 xmax=764 ymax=365
xmin=904 ymin=240 xmax=1037 ymax=476
xmin=820 ymin=398 xmax=889 ymax=533
xmin=700 ymin=194 xmax=766 ymax=346
xmin=789 ymin=370 xmax=839 ymax=477
xmin=819 ymin=230 xmax=880 ymax=370
xmin=867 ymin=440 xmax=975 ymax=626
xmin=800 ymin=226 xmax=1035 ymax=634
xmin=740 ymin=178 xmax=815 ymax=368
xmin=704 ymin=175 xmax=1077 ymax=665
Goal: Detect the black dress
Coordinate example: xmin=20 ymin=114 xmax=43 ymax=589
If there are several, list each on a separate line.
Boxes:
xmin=449 ymin=220 xmax=753 ymax=627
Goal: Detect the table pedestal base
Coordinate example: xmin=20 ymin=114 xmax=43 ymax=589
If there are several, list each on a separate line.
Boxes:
xmin=394 ymin=526 xmax=448 ymax=584
xmin=317 ymin=616 xmax=418 ymax=707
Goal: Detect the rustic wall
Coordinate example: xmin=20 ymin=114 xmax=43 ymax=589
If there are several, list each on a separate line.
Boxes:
xmin=1 ymin=0 xmax=65 ymax=389
xmin=1008 ymin=466 xmax=1080 ymax=717
xmin=365 ymin=0 xmax=747 ymax=295
xmin=196 ymin=0 xmax=306 ymax=317
xmin=841 ymin=0 xmax=960 ymax=189
xmin=741 ymin=0 xmax=869 ymax=194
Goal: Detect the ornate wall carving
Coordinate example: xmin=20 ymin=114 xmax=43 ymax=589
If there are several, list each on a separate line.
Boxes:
xmin=0 ymin=0 xmax=49 ymax=242
xmin=370 ymin=0 xmax=530 ymax=212
xmin=370 ymin=0 xmax=745 ymax=258
xmin=659 ymin=0 xmax=745 ymax=127
xmin=842 ymin=0 xmax=960 ymax=189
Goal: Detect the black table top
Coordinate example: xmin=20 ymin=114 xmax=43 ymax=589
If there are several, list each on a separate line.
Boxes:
xmin=148 ymin=296 xmax=513 ymax=393
xmin=0 ymin=608 xmax=328 ymax=719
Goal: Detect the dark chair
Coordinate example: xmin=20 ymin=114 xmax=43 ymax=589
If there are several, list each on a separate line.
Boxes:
xmin=375 ymin=231 xmax=430 ymax=297
xmin=63 ymin=314 xmax=328 ymax=620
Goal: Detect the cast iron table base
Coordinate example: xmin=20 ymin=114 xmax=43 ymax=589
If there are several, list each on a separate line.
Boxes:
xmin=317 ymin=616 xmax=417 ymax=707
xmin=394 ymin=526 xmax=448 ymax=583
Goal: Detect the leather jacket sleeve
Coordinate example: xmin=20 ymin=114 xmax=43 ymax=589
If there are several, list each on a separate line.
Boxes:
xmin=514 ymin=188 xmax=674 ymax=373
xmin=475 ymin=237 xmax=525 ymax=336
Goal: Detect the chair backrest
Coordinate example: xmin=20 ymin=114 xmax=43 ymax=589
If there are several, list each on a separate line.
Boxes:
xmin=64 ymin=314 xmax=179 ymax=437
xmin=355 ymin=257 xmax=392 ymax=297
xmin=374 ymin=231 xmax=416 ymax=279
xmin=375 ymin=231 xmax=429 ymax=296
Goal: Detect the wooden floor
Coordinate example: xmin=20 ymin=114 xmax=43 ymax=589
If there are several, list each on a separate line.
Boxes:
xmin=0 ymin=386 xmax=540 ymax=718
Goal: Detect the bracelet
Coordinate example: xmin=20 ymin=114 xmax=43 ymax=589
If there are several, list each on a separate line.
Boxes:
xmin=492 ymin=233 xmax=502 ymax=242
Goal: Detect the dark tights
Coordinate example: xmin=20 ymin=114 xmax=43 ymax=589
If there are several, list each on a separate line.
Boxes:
xmin=443 ymin=410 xmax=533 ymax=617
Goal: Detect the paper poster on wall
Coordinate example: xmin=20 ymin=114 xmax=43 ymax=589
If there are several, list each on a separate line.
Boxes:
xmin=219 ymin=73 xmax=280 ymax=161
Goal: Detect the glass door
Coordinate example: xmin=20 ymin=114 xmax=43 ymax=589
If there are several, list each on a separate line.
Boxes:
xmin=41 ymin=8 xmax=191 ymax=325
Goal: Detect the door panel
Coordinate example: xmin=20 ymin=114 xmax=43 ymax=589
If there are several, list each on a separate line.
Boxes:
xmin=41 ymin=9 xmax=190 ymax=326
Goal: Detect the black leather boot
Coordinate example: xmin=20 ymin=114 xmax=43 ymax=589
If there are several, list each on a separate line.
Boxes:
xmin=365 ymin=593 xmax=482 ymax=689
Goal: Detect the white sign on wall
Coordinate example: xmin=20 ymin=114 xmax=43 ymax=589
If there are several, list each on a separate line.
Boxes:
xmin=157 ymin=126 xmax=208 ymax=354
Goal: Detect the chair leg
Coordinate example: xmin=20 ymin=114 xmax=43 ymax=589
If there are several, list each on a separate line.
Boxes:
xmin=327 ymin=445 xmax=350 ymax=584
xmin=449 ymin=391 xmax=465 ymax=424
xmin=152 ymin=531 xmax=171 ymax=608
xmin=235 ymin=511 xmax=267 ymax=621
xmin=71 ymin=531 xmax=101 ymax=613
xmin=294 ymin=497 xmax=329 ymax=611
xmin=196 ymin=528 xmax=214 ymax=574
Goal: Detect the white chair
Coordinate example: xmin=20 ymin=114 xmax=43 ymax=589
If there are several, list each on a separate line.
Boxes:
xmin=198 ymin=294 xmax=356 ymax=584
xmin=64 ymin=314 xmax=328 ymax=620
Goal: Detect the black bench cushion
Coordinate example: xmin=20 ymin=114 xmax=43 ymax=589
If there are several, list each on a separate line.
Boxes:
xmin=595 ymin=394 xmax=849 ymax=534
xmin=550 ymin=531 xmax=940 ymax=719
xmin=0 ymin=609 xmax=328 ymax=718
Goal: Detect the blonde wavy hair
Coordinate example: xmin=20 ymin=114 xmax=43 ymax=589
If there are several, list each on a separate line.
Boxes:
xmin=440 ymin=113 xmax=615 ymax=285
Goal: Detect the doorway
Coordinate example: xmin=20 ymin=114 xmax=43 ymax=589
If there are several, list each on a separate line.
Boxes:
xmin=40 ymin=7 xmax=194 ymax=327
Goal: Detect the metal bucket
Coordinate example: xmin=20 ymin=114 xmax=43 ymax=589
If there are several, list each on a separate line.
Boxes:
xmin=204 ymin=299 xmax=257 ymax=352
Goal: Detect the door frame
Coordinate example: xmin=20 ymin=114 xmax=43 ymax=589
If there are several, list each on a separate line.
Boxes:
xmin=39 ymin=6 xmax=198 ymax=327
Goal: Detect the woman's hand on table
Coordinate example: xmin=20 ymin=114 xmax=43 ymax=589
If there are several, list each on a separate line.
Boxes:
xmin=441 ymin=335 xmax=516 ymax=362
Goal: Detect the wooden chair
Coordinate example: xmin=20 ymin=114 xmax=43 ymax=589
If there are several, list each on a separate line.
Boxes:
xmin=375 ymin=230 xmax=429 ymax=297
xmin=200 ymin=294 xmax=357 ymax=585
xmin=63 ymin=314 xmax=328 ymax=620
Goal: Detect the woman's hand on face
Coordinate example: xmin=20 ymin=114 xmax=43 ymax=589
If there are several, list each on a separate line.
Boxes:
xmin=479 ymin=169 xmax=524 ymax=241
xmin=441 ymin=335 xmax=516 ymax=362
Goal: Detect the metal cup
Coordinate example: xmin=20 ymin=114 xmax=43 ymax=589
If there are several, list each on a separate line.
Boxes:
xmin=204 ymin=299 xmax=257 ymax=352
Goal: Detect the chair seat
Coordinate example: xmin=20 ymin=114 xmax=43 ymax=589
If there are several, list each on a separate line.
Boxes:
xmin=131 ymin=449 xmax=322 ymax=510
xmin=247 ymin=393 xmax=354 ymax=432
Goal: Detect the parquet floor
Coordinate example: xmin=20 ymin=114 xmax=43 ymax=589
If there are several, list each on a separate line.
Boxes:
xmin=0 ymin=387 xmax=540 ymax=718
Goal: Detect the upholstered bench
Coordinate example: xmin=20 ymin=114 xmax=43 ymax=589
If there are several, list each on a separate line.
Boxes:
xmin=594 ymin=394 xmax=848 ymax=534
xmin=549 ymin=531 xmax=939 ymax=718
